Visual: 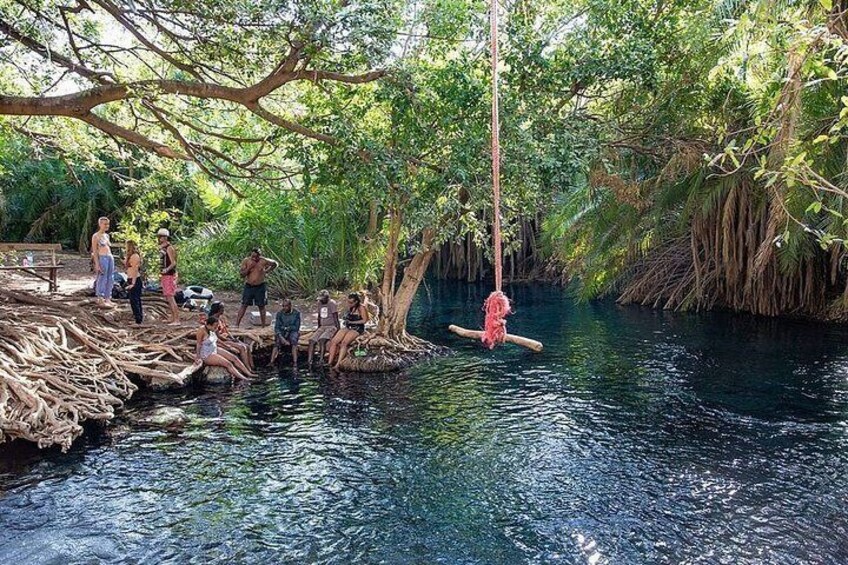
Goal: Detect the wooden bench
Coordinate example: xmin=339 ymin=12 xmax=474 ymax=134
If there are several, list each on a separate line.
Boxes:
xmin=0 ymin=243 xmax=63 ymax=292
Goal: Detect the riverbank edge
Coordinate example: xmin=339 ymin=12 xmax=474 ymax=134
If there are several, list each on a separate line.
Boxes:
xmin=0 ymin=289 xmax=448 ymax=452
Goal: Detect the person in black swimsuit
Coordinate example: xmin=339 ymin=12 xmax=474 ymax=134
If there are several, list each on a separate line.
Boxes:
xmin=327 ymin=292 xmax=369 ymax=369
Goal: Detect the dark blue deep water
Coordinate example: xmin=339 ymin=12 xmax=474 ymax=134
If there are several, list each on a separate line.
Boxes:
xmin=2 ymin=282 xmax=848 ymax=564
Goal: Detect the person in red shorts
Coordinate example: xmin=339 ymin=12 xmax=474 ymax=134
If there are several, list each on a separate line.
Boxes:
xmin=157 ymin=228 xmax=180 ymax=325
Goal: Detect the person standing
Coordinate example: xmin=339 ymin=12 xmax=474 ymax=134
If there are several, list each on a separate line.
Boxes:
xmin=235 ymin=248 xmax=278 ymax=327
xmin=157 ymin=228 xmax=180 ymax=325
xmin=308 ymin=289 xmax=339 ymax=366
xmin=91 ymin=217 xmax=115 ymax=308
xmin=124 ymin=240 xmax=144 ymax=325
xmin=270 ymin=299 xmax=301 ymax=368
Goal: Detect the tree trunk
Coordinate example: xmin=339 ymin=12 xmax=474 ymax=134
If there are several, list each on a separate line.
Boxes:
xmin=379 ymin=206 xmax=402 ymax=323
xmin=378 ymin=229 xmax=436 ymax=340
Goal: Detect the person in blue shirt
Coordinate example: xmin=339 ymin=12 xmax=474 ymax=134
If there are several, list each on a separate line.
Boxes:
xmin=270 ymin=299 xmax=301 ymax=367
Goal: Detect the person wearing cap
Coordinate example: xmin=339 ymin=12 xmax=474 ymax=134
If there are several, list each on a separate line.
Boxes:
xmin=308 ymin=290 xmax=339 ymax=366
xmin=270 ymin=298 xmax=301 ymax=368
xmin=235 ymin=248 xmax=278 ymax=327
xmin=157 ymin=228 xmax=180 ymax=324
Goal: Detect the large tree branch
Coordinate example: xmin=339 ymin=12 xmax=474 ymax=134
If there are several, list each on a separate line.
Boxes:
xmin=0 ymin=58 xmax=393 ymax=179
xmin=0 ymin=65 xmax=386 ymax=116
xmin=246 ymin=102 xmax=339 ymax=145
xmin=77 ymin=112 xmax=187 ymax=159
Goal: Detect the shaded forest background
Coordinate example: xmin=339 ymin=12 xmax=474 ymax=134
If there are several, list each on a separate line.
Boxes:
xmin=3 ymin=0 xmax=848 ymax=324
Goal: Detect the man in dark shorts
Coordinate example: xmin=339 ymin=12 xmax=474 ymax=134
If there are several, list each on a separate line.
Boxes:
xmin=270 ymin=299 xmax=301 ymax=368
xmin=235 ymin=248 xmax=278 ymax=327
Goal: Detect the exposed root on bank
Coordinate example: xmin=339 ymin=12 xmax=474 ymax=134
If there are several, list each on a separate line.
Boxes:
xmin=615 ymin=179 xmax=845 ymax=319
xmin=0 ymin=289 xmax=264 ymax=450
xmin=0 ymin=288 xmax=445 ymax=449
xmin=334 ymin=332 xmax=447 ymax=373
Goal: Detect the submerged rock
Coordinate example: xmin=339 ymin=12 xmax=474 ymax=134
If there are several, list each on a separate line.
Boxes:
xmin=202 ymin=366 xmax=232 ymax=385
xmin=139 ymin=407 xmax=189 ymax=428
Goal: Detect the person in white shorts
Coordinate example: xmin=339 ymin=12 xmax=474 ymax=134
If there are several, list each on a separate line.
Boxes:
xmin=308 ymin=289 xmax=340 ymax=366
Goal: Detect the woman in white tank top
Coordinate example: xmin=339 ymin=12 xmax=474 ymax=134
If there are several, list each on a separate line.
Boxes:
xmin=195 ymin=316 xmax=256 ymax=382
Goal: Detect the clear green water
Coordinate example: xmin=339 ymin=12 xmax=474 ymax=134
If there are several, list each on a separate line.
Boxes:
xmin=2 ymin=282 xmax=848 ymax=564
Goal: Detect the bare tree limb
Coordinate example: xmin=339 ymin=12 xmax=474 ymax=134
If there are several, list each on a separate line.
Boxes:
xmin=0 ymin=19 xmax=113 ymax=83
xmin=89 ymin=0 xmax=205 ymax=81
xmin=78 ymin=111 xmax=187 ymax=159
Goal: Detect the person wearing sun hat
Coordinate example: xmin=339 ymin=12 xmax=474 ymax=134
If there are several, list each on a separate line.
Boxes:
xmin=157 ymin=228 xmax=180 ymax=324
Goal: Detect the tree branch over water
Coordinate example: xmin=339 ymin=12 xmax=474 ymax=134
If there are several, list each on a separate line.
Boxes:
xmin=0 ymin=0 xmax=393 ymax=182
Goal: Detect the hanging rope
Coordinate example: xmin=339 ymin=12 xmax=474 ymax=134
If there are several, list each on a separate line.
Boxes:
xmin=482 ymin=0 xmax=511 ymax=349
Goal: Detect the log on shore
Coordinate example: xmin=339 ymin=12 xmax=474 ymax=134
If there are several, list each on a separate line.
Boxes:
xmin=448 ymin=324 xmax=544 ymax=352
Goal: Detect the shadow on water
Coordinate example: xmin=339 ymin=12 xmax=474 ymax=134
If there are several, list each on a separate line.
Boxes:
xmin=2 ymin=280 xmax=848 ymax=563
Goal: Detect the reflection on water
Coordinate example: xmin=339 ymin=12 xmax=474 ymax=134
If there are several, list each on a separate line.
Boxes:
xmin=2 ymin=281 xmax=848 ymax=563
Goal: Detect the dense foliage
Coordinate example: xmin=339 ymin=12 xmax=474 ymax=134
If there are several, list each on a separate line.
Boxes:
xmin=542 ymin=0 xmax=848 ymax=318
xmin=3 ymin=0 xmax=848 ymax=325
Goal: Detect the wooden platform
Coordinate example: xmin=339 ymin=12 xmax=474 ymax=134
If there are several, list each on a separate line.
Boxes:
xmin=0 ymin=243 xmax=63 ymax=292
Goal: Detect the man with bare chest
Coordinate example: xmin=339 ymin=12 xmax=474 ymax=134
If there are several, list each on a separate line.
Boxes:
xmin=235 ymin=248 xmax=278 ymax=327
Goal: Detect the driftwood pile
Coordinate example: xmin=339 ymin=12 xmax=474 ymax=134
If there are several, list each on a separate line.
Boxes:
xmin=0 ymin=288 xmax=443 ymax=451
xmin=0 ymin=289 xmax=269 ymax=450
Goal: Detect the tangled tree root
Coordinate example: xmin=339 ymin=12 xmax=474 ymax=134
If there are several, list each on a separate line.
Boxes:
xmin=0 ymin=289 xmax=269 ymax=450
xmin=334 ymin=332 xmax=448 ymax=372
xmin=615 ymin=179 xmax=842 ymax=319
xmin=0 ymin=288 xmax=443 ymax=450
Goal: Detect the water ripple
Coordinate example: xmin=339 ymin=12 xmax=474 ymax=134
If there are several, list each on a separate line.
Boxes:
xmin=2 ymin=285 xmax=848 ymax=563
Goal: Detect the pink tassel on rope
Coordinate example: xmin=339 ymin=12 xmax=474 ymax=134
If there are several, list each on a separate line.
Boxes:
xmin=482 ymin=290 xmax=511 ymax=349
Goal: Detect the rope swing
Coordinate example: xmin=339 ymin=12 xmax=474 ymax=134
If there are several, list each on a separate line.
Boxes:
xmin=449 ymin=0 xmax=543 ymax=353
xmin=481 ymin=0 xmax=511 ymax=349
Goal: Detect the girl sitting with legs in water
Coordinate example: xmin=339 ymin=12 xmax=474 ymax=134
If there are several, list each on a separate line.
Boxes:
xmin=195 ymin=316 xmax=256 ymax=381
xmin=204 ymin=301 xmax=254 ymax=371
xmin=327 ymin=292 xmax=369 ymax=370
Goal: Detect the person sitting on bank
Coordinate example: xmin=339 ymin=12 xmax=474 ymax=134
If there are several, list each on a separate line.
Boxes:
xmin=327 ymin=292 xmax=369 ymax=370
xmin=235 ymin=248 xmax=278 ymax=327
xmin=205 ymin=301 xmax=254 ymax=371
xmin=195 ymin=316 xmax=254 ymax=381
xmin=124 ymin=240 xmax=144 ymax=325
xmin=308 ymin=289 xmax=340 ymax=366
xmin=271 ymin=299 xmax=301 ymax=368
